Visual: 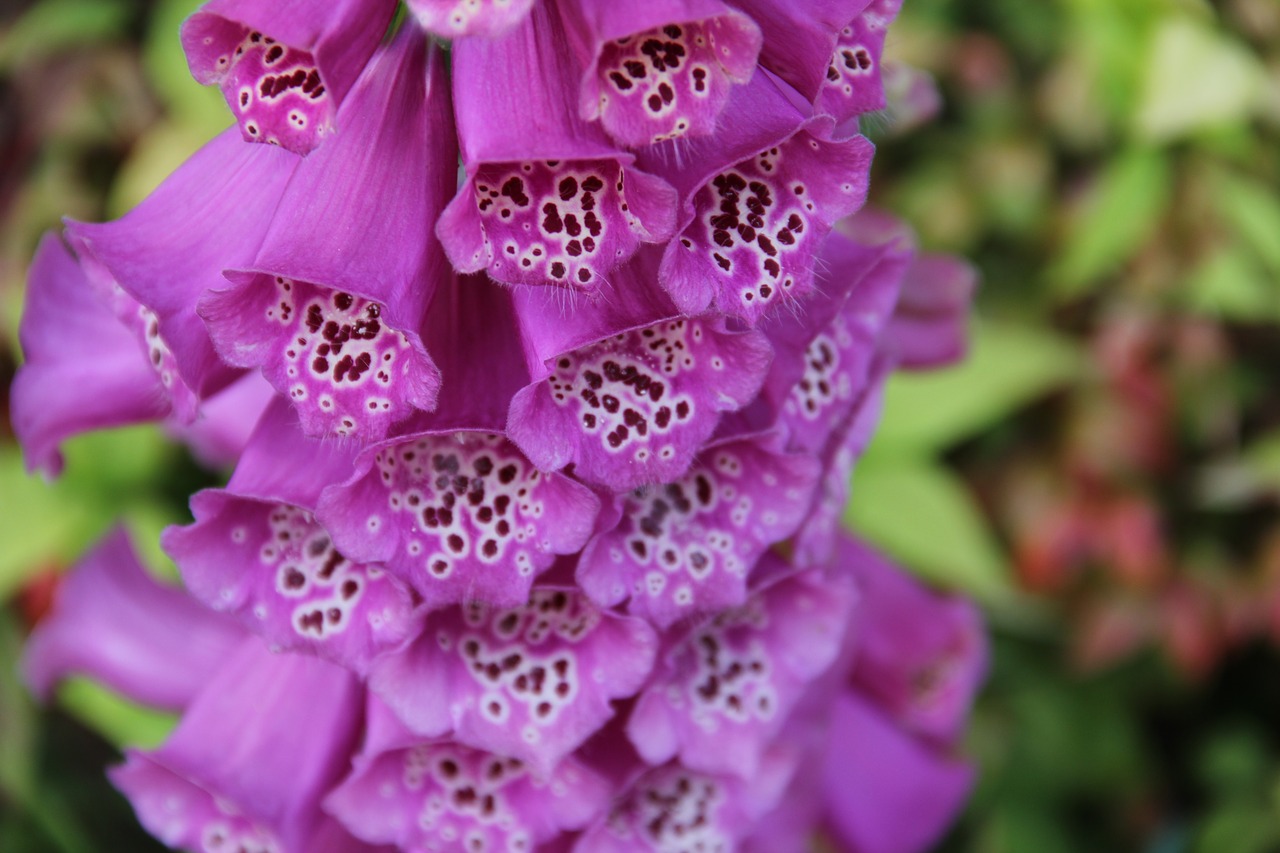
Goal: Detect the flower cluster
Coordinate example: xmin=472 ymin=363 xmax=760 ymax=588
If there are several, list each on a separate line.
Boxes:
xmin=15 ymin=1 xmax=986 ymax=851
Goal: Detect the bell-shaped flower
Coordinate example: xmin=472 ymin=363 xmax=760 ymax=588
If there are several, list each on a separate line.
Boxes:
xmin=317 ymin=272 xmax=602 ymax=610
xmin=558 ymin=0 xmax=762 ymax=148
xmin=647 ymin=71 xmax=875 ymax=324
xmin=815 ymin=0 xmax=904 ymax=124
xmin=842 ymin=536 xmax=989 ymax=745
xmin=112 ymin=640 xmax=365 ymax=852
xmin=438 ymin=0 xmax=677 ymax=289
xmin=626 ymin=563 xmax=853 ymax=777
xmin=407 ymin=0 xmax=536 ymax=39
xmin=508 ymin=251 xmax=773 ymax=491
xmin=326 ymin=697 xmax=612 ymax=853
xmin=202 ymin=30 xmax=454 ymax=443
xmin=752 ymin=223 xmax=911 ymax=454
xmin=887 ymin=252 xmax=978 ymax=370
xmin=164 ymin=399 xmax=421 ymax=675
xmin=22 ymin=527 xmax=244 ymax=710
xmin=577 ymin=432 xmax=819 ymax=627
xmin=369 ymin=586 xmax=656 ymax=772
xmin=11 ymin=235 xmax=169 ymax=475
xmin=730 ymin=0 xmax=873 ymax=109
xmin=821 ymin=691 xmax=975 ymax=853
xmin=792 ymin=362 xmax=890 ymax=566
xmin=573 ymin=748 xmax=796 ymax=852
xmin=180 ymin=0 xmax=397 ymax=154
xmin=63 ymin=127 xmax=297 ymax=420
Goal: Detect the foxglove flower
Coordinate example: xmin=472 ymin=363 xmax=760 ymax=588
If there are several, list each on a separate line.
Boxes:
xmin=14 ymin=4 xmax=989 ymax=852
xmin=559 ymin=0 xmax=763 ymax=147
xmin=647 ymin=69 xmax=875 ymax=323
xmin=181 ymin=0 xmax=398 ymax=153
xmin=437 ymin=0 xmax=678 ymax=288
xmin=201 ymin=29 xmax=454 ymax=441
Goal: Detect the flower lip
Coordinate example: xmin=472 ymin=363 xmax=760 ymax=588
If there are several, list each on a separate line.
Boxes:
xmin=180 ymin=0 xmax=398 ymax=155
xmin=568 ymin=0 xmax=764 ymax=147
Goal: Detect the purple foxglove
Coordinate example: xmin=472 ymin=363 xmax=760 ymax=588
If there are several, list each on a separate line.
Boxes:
xmin=201 ymin=30 xmax=453 ymax=442
xmin=647 ymin=70 xmax=875 ymax=323
xmin=369 ymin=587 xmax=656 ymax=772
xmin=22 ymin=527 xmax=244 ymax=710
xmin=559 ymin=0 xmax=762 ymax=147
xmin=112 ymin=640 xmax=364 ymax=852
xmin=318 ymin=429 xmax=601 ymax=610
xmin=752 ymin=224 xmax=911 ymax=453
xmin=625 ymin=563 xmax=853 ymax=777
xmin=843 ymin=536 xmax=989 ymax=745
xmin=792 ymin=361 xmax=890 ymax=566
xmin=888 ymin=252 xmax=979 ymax=370
xmin=573 ymin=746 xmax=796 ymax=852
xmin=822 ymin=691 xmax=975 ymax=853
xmin=11 ymin=234 xmax=170 ymax=475
xmin=816 ymin=0 xmax=904 ymax=124
xmin=438 ymin=0 xmax=677 ymax=289
xmin=576 ymin=433 xmax=819 ymax=627
xmin=507 ymin=251 xmax=774 ymax=491
xmin=407 ymin=0 xmax=536 ymax=39
xmin=164 ymin=400 xmax=421 ymax=675
xmin=325 ymin=696 xmax=612 ymax=852
xmin=63 ymin=128 xmax=298 ymax=419
xmin=730 ymin=0 xmax=874 ymax=108
xmin=180 ymin=0 xmax=397 ymax=154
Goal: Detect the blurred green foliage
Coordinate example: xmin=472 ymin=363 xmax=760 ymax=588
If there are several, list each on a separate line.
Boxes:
xmin=0 ymin=0 xmax=1278 ymax=850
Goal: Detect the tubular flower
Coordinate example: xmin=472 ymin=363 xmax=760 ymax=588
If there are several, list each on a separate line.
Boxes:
xmin=14 ymin=3 xmax=987 ymax=852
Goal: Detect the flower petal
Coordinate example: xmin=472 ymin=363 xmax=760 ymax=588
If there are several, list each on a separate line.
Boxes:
xmin=326 ymin=699 xmax=611 ymax=853
xmin=440 ymin=1 xmax=677 ymax=287
xmin=370 ymin=587 xmax=656 ymax=772
xmin=203 ymin=32 xmax=453 ymax=441
xmin=112 ymin=640 xmax=363 ymax=852
xmin=22 ymin=527 xmax=244 ymax=710
xmin=887 ymin=253 xmax=978 ymax=370
xmin=508 ymin=255 xmax=774 ymax=491
xmin=165 ymin=492 xmax=420 ymax=676
xmin=64 ymin=128 xmax=297 ymax=410
xmin=731 ymin=0 xmax=875 ymax=103
xmin=11 ymin=234 xmax=169 ymax=475
xmin=407 ymin=0 xmax=536 ymax=38
xmin=319 ymin=432 xmax=601 ymax=610
xmin=565 ymin=0 xmax=762 ymax=147
xmin=180 ymin=0 xmax=397 ymax=153
xmin=840 ymin=536 xmax=989 ymax=745
xmin=651 ymin=72 xmax=876 ymax=323
xmin=821 ymin=691 xmax=975 ymax=853
xmin=626 ymin=564 xmax=853 ymax=777
xmin=577 ymin=434 xmax=819 ymax=627
xmin=816 ymin=0 xmax=904 ymax=123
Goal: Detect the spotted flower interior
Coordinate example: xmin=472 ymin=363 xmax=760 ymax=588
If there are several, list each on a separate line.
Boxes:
xmin=15 ymin=3 xmax=987 ymax=852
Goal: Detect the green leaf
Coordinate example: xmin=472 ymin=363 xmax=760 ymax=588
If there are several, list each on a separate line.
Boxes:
xmin=843 ymin=457 xmax=1012 ymax=600
xmin=1182 ymin=246 xmax=1277 ymax=322
xmin=1214 ymin=174 xmax=1280 ymax=275
xmin=1136 ymin=17 xmax=1266 ymax=142
xmin=871 ymin=322 xmax=1082 ymax=456
xmin=57 ymin=678 xmax=177 ymax=751
xmin=1049 ymin=147 xmax=1171 ymax=298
